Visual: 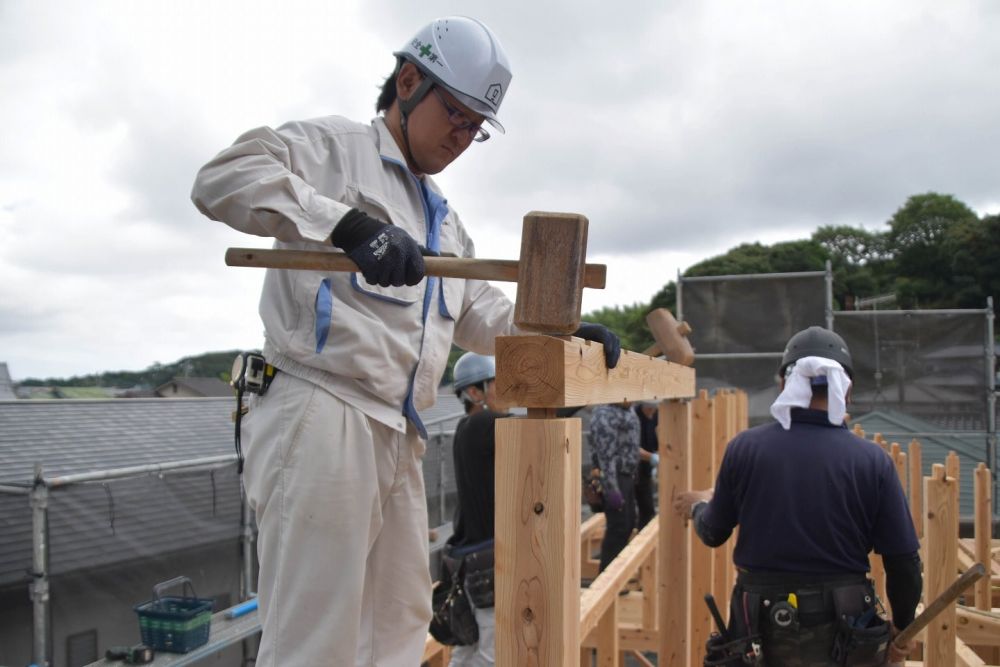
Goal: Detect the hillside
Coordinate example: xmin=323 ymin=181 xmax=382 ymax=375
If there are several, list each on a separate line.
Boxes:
xmin=17 ymin=350 xmax=249 ymax=389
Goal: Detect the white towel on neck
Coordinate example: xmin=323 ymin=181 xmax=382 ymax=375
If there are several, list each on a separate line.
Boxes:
xmin=769 ymin=356 xmax=851 ymax=430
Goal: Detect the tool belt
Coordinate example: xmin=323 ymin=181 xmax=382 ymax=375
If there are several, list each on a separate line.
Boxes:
xmin=430 ymin=554 xmax=478 ymax=647
xmin=729 ymin=571 xmax=890 ymax=667
xmin=446 ymin=539 xmax=495 ymax=609
xmin=230 ymin=352 xmax=278 ymax=474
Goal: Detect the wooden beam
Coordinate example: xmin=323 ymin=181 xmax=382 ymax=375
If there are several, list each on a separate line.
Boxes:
xmin=495 ymin=335 xmax=695 ymax=408
xmin=955 ymin=636 xmax=987 ymax=667
xmin=580 ymin=520 xmax=659 ymax=640
xmin=422 ymin=635 xmax=450 ymax=665
xmin=495 ymin=417 xmax=581 ymax=667
xmin=580 ymin=626 xmax=659 ymax=652
xmin=956 ymin=605 xmax=1000 ymax=646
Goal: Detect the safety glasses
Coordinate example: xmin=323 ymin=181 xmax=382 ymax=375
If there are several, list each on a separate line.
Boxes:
xmin=431 ymin=87 xmax=490 ymax=143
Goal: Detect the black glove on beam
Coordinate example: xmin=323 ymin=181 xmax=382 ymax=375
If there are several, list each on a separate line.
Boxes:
xmin=331 ymin=208 xmax=425 ymax=287
xmin=573 ymin=322 xmax=621 ymax=369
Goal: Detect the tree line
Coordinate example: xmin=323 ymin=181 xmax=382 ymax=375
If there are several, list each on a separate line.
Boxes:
xmin=586 ymin=192 xmax=1000 ymax=353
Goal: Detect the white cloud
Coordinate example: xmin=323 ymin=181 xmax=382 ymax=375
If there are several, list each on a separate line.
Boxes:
xmin=1 ymin=0 xmax=998 ymax=379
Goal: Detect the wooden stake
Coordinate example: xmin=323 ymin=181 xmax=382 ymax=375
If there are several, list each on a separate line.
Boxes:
xmin=909 ymin=439 xmax=923 ymax=540
xmin=924 ymin=464 xmax=958 ymax=667
xmin=495 ymin=417 xmax=581 ymax=667
xmin=659 ymin=400 xmax=691 ymax=667
xmin=688 ymin=390 xmax=714 ymax=666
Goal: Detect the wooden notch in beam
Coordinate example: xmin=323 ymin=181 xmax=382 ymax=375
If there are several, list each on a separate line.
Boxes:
xmin=495 ymin=335 xmax=696 ymax=408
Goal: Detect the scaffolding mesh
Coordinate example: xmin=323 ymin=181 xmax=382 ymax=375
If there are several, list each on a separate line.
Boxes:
xmin=832 ymin=311 xmax=989 ymax=429
xmin=682 ymin=273 xmax=828 ymax=424
xmin=682 ymin=274 xmax=827 ymax=354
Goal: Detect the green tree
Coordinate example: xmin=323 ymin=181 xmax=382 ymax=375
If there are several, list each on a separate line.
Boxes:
xmin=812 ymin=225 xmax=892 ymax=309
xmin=886 ymin=192 xmax=978 ymax=308
xmin=942 ymin=213 xmax=1000 ymax=308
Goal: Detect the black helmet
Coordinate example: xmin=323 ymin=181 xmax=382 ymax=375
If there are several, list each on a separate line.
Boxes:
xmin=779 ymin=326 xmax=853 ymax=378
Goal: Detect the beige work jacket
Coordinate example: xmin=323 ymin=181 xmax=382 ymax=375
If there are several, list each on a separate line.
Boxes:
xmin=191 ymin=116 xmax=515 ymax=434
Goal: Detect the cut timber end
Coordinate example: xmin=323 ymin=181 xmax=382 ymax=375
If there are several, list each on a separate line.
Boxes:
xmin=494 ymin=335 xmax=696 ymax=408
xmin=513 ymin=212 xmax=589 ymax=334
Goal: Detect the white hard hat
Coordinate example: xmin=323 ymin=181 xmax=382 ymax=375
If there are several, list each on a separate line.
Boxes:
xmin=453 ymin=352 xmax=496 ymax=392
xmin=394 ymin=16 xmax=512 ymax=134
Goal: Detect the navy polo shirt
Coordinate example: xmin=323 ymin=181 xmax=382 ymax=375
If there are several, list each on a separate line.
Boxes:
xmin=699 ymin=408 xmax=919 ymax=574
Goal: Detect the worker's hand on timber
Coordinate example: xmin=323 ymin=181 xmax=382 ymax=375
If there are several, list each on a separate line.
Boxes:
xmin=604 ymin=487 xmax=624 ymax=512
xmin=673 ymin=489 xmax=713 ymax=519
xmin=331 ymin=208 xmax=425 ymax=287
xmin=887 ymin=625 xmax=915 ymax=665
xmin=573 ymin=322 xmax=621 ymax=368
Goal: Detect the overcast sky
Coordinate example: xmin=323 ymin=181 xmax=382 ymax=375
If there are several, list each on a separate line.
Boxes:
xmin=2 ymin=0 xmax=998 ymax=380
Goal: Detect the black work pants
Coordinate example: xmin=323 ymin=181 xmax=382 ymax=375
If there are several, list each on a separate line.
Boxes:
xmin=599 ymin=472 xmax=636 ymax=571
xmin=634 ymin=467 xmax=655 ymax=529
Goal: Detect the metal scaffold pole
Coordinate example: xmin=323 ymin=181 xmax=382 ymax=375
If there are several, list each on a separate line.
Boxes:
xmin=987 ymin=296 xmax=997 ymax=519
xmin=825 ymin=260 xmax=834 ymax=330
xmin=30 ymin=463 xmax=50 ymax=667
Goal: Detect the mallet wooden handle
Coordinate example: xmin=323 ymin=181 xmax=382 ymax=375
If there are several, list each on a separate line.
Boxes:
xmin=225 ymin=247 xmax=607 ymax=290
xmin=892 ymin=562 xmax=987 ymax=648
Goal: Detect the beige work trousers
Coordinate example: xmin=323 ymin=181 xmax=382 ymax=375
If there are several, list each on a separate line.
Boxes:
xmin=242 ymin=371 xmax=432 ymax=666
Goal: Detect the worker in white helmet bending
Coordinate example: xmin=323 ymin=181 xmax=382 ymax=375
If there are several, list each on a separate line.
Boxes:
xmin=191 ymin=16 xmax=620 ymax=667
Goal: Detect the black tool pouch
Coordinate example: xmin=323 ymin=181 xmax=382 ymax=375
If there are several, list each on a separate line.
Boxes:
xmin=830 ymin=583 xmax=891 ymax=666
xmin=429 ymin=553 xmax=479 ymax=646
xmin=463 ymin=546 xmax=495 ymax=609
xmin=700 ymin=589 xmax=763 ymax=667
xmin=704 ymin=633 xmax=763 ymax=666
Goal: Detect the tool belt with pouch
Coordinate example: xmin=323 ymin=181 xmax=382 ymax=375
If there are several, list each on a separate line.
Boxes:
xmin=731 ymin=571 xmax=890 ymax=667
xmin=447 ymin=539 xmax=495 ymax=609
xmin=430 ymin=546 xmax=479 ymax=646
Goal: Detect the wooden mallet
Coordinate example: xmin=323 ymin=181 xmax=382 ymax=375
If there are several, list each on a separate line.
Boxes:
xmin=642 ymin=308 xmax=695 ymax=365
xmin=225 ymin=211 xmax=603 ymax=334
xmin=892 ymin=562 xmax=987 ymax=650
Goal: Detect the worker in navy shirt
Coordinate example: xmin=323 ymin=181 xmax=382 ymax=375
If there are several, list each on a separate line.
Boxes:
xmin=674 ymin=327 xmax=921 ymax=666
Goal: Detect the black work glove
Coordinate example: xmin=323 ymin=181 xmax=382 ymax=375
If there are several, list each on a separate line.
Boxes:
xmin=573 ymin=322 xmax=621 ymax=369
xmin=330 ymin=208 xmax=425 ymax=287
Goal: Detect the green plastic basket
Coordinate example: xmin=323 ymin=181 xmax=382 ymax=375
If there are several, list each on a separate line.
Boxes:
xmin=134 ymin=576 xmax=213 ymax=653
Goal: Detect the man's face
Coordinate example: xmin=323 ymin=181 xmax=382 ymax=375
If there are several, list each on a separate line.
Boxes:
xmin=405 ymin=83 xmax=484 ymax=175
xmin=482 ymin=379 xmax=509 ymax=414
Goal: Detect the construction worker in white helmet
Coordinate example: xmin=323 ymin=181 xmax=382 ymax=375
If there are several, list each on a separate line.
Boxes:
xmin=191 ymin=16 xmax=621 ymax=667
xmin=439 ymin=352 xmax=508 ymax=665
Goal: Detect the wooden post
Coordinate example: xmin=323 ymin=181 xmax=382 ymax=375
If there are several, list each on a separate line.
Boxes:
xmin=947 ymin=451 xmax=961 ymax=536
xmin=973 ymin=463 xmax=993 ymax=610
xmin=639 ymin=549 xmax=657 ymax=631
xmin=973 ymin=463 xmax=999 ymax=664
xmin=659 ymin=399 xmax=691 ymax=667
xmin=924 ymin=464 xmax=958 ymax=667
xmin=688 ymin=390 xmax=715 ymax=666
xmin=595 ymin=597 xmax=619 ymax=667
xmin=496 ymin=417 xmax=582 ymax=667
xmin=711 ymin=391 xmax=730 ymax=605
xmin=909 ymin=439 xmax=923 ymax=540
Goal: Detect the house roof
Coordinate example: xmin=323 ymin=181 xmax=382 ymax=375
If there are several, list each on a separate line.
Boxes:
xmin=0 ymin=363 xmax=15 ymax=400
xmin=0 ymin=398 xmax=240 ymax=587
xmin=851 ymin=408 xmax=989 ymax=518
xmin=0 ymin=393 xmax=469 ymax=588
xmin=154 ymin=377 xmax=234 ymax=398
